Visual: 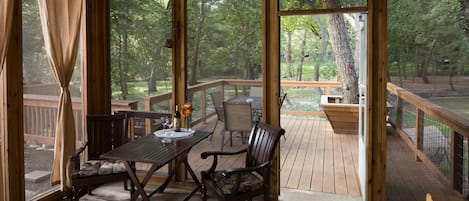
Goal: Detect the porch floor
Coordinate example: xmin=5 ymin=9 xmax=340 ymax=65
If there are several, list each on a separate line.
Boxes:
xmin=26 ymin=116 xmax=458 ymax=200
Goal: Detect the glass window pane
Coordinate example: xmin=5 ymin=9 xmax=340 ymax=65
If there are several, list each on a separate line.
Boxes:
xmin=23 ymin=0 xmax=83 ymax=199
xmin=280 ymin=0 xmax=367 ymax=10
xmin=110 ymin=0 xmax=173 ymax=112
xmin=186 ymin=0 xmax=262 ymax=122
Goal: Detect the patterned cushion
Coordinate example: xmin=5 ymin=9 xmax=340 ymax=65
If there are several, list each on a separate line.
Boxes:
xmin=79 ymin=160 xmax=127 ymax=176
xmin=212 ymin=171 xmax=264 ymax=194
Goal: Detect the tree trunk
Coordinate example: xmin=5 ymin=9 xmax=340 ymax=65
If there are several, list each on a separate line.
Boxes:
xmin=190 ymin=0 xmax=206 ymax=85
xmin=312 ymin=16 xmax=328 ymax=95
xmin=286 ymin=31 xmax=294 ymax=78
xmin=323 ymin=0 xmax=358 ymax=104
xmin=148 ymin=40 xmax=164 ymax=93
xmin=297 ymin=30 xmax=307 ymax=81
xmin=120 ymin=28 xmax=129 ymax=100
xmin=421 ymin=39 xmax=436 ymax=84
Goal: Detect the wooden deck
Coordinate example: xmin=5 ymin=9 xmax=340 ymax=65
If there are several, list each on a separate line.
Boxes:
xmin=183 ymin=117 xmax=361 ymax=197
xmin=142 ymin=116 xmax=457 ymax=200
xmin=385 ymin=127 xmax=457 ymax=201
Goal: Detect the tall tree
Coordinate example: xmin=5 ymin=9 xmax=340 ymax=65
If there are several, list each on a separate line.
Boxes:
xmin=189 ymin=0 xmax=206 ymax=85
xmin=323 ymin=0 xmax=358 ymax=103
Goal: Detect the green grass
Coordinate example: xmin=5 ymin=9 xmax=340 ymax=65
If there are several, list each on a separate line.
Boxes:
xmin=430 ymin=97 xmax=469 ymax=120
xmin=112 ymin=80 xmax=172 ymax=110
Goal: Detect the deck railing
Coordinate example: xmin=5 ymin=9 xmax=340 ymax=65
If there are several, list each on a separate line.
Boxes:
xmin=144 ymin=79 xmax=342 ymax=125
xmin=22 ymin=80 xmax=469 ymax=195
xmin=387 ymin=82 xmax=469 ymax=196
xmin=23 ymin=94 xmax=138 ymax=146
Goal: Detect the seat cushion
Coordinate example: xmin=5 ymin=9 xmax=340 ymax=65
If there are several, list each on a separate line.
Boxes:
xmin=79 ymin=160 xmax=127 ymax=177
xmin=211 ymin=170 xmax=264 ymax=194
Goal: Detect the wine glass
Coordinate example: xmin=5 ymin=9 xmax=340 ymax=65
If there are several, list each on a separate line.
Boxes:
xmin=162 ymin=117 xmax=171 ymax=129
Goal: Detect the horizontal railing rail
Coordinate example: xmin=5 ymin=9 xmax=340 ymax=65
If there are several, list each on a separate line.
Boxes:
xmin=23 ymin=94 xmax=138 ymax=146
xmin=387 ymin=82 xmax=469 ymax=196
xmin=144 ymin=79 xmax=342 ymax=125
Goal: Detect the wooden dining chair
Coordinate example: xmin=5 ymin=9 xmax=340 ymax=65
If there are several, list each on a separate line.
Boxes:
xmin=69 ymin=113 xmax=134 ymax=200
xmin=200 ymin=121 xmax=285 ymax=201
xmin=221 ymin=101 xmax=253 ymax=151
xmin=209 ymin=92 xmax=225 ymax=141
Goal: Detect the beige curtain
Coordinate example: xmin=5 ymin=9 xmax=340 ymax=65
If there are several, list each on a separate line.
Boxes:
xmin=38 ymin=0 xmax=83 ymax=191
xmin=0 ymin=0 xmax=14 ymax=72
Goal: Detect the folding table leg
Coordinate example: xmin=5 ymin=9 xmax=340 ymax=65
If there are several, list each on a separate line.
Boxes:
xmin=124 ymin=161 xmax=150 ymax=201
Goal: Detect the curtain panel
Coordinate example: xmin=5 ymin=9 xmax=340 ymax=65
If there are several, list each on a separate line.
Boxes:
xmin=38 ymin=0 xmax=83 ymax=191
xmin=0 ymin=0 xmax=14 ymax=73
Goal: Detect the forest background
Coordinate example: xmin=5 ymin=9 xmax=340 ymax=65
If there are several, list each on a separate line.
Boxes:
xmin=22 ymin=0 xmax=469 ymax=118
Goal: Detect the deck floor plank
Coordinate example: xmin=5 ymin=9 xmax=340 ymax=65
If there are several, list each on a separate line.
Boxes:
xmin=333 ymin=133 xmax=348 ymax=195
xmin=342 ymin=134 xmax=361 ymax=196
xmin=322 ymin=123 xmax=335 ymax=193
xmin=310 ymin=119 xmax=327 ymax=192
xmin=286 ymin=119 xmax=312 ymax=188
xmin=280 ymin=119 xmax=304 ymax=187
xmin=298 ymin=119 xmax=319 ymax=190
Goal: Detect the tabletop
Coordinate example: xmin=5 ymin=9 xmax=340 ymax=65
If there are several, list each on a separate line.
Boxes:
xmin=101 ymin=131 xmax=211 ymax=165
xmin=227 ymin=96 xmax=262 ymax=110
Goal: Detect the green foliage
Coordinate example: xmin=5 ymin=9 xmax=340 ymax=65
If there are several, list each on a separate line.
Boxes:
xmin=388 ymin=0 xmax=469 ymax=76
xmin=319 ymin=66 xmax=338 ymax=80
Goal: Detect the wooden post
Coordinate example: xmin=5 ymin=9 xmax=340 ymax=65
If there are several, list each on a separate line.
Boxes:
xmin=82 ymin=0 xmax=111 ymax=116
xmin=1 ymin=1 xmax=24 ymax=200
xmin=173 ymin=0 xmax=188 ymax=181
xmin=263 ymin=0 xmax=281 ymax=200
xmin=451 ymin=131 xmax=463 ymax=193
xmin=415 ymin=109 xmax=424 ymax=161
xmin=367 ymin=0 xmax=387 ymax=200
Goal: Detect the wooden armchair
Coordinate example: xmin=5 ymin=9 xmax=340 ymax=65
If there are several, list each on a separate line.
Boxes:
xmin=200 ymin=121 xmax=285 ymax=201
xmin=69 ymin=113 xmax=133 ymax=200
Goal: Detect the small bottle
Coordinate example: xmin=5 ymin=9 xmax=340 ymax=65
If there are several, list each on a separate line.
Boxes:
xmin=173 ymin=104 xmax=181 ymax=132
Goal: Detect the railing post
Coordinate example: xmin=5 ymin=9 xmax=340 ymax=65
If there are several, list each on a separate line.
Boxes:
xmin=415 ymin=109 xmax=424 ymax=161
xmin=325 ymin=86 xmax=331 ymax=95
xmin=396 ymin=96 xmax=403 ymax=131
xmin=145 ymin=97 xmax=151 ymax=112
xmin=451 ymin=131 xmax=464 ymax=194
xmin=200 ymin=90 xmax=207 ymax=124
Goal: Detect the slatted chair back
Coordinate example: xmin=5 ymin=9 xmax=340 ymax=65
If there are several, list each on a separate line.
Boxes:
xmin=86 ymin=113 xmax=128 ymax=160
xmin=246 ymin=121 xmax=285 ymax=170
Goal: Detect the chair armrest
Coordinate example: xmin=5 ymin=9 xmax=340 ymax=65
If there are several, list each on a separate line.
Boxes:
xmin=200 ymin=148 xmax=248 ymax=173
xmin=222 ymin=161 xmax=271 ymax=177
xmin=200 ymin=148 xmax=247 ymax=159
xmin=70 ymin=141 xmax=88 ymax=172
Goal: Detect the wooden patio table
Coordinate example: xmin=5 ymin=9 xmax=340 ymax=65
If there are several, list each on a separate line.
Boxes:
xmin=101 ymin=130 xmax=211 ymax=201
